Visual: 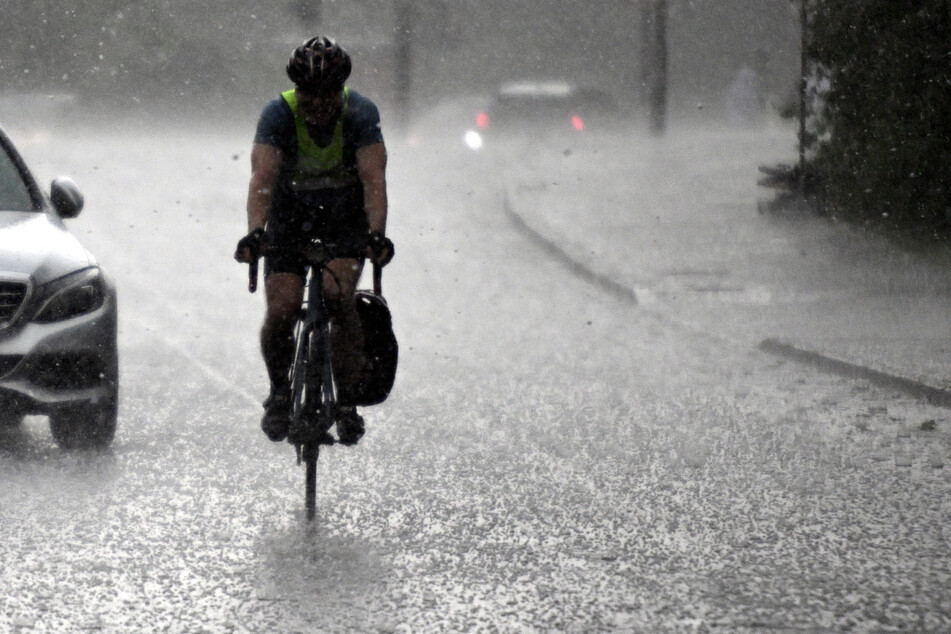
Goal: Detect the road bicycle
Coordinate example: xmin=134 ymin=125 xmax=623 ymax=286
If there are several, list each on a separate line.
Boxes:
xmin=248 ymin=236 xmax=384 ymax=521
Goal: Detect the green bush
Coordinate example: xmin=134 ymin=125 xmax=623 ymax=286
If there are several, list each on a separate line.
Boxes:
xmin=808 ymin=0 xmax=951 ymax=239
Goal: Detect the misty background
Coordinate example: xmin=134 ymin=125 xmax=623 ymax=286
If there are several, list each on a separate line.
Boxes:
xmin=0 ymin=0 xmax=801 ymax=125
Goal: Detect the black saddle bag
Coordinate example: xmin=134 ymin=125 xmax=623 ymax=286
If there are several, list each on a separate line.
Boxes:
xmin=351 ymin=288 xmax=398 ymax=406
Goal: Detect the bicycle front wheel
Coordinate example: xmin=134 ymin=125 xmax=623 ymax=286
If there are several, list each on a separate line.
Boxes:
xmin=303 ymin=441 xmax=318 ymax=521
xmin=302 ymin=325 xmax=334 ymax=522
xmin=301 ymin=327 xmax=322 ymax=521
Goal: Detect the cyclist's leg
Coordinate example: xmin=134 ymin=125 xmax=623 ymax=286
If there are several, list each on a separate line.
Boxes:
xmin=262 ymin=272 xmax=305 ymax=389
xmin=256 ymin=271 xmax=305 ymax=441
xmin=261 ymin=210 xmax=309 ymax=396
xmin=323 ymin=257 xmax=366 ymax=397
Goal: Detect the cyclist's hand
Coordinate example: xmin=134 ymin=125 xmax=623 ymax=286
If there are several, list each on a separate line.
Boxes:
xmin=367 ymin=231 xmax=394 ymax=267
xmin=235 ymin=228 xmax=266 ymax=263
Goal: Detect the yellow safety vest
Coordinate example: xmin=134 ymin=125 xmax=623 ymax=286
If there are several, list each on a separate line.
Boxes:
xmin=281 ymin=87 xmax=358 ymax=191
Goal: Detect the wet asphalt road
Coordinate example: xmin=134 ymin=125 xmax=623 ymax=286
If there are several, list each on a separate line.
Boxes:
xmin=0 ymin=119 xmax=949 ymax=632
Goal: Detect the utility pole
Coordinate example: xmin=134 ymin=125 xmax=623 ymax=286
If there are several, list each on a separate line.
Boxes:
xmin=394 ymin=0 xmax=414 ymax=128
xmin=33 ymin=0 xmax=56 ymax=90
xmin=640 ymin=0 xmax=668 ymax=135
xmin=797 ymin=0 xmax=808 ymax=194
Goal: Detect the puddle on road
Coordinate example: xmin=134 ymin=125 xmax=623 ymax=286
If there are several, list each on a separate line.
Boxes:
xmin=253 ymin=526 xmax=389 ymax=600
xmin=239 ymin=526 xmax=393 ymax=630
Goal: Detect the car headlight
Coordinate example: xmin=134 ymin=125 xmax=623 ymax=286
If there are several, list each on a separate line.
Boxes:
xmin=464 ymin=129 xmax=484 ymax=151
xmin=32 ymin=268 xmax=106 ymax=323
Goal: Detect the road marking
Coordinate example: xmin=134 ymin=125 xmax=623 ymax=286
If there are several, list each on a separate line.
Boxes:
xmin=124 ymin=311 xmax=261 ymax=409
xmin=75 ymin=224 xmax=262 ymax=409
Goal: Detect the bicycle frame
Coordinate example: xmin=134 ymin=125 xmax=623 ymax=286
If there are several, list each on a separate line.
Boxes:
xmin=247 ymin=235 xmax=381 ymax=522
xmin=290 ymin=264 xmax=336 ymax=429
xmin=288 ymin=250 xmax=339 ymax=521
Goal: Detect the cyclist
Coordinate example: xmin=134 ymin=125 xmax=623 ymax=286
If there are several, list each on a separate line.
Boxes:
xmin=234 ymin=36 xmax=393 ymax=445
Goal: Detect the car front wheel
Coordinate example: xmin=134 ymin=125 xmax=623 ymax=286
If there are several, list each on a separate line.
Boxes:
xmin=49 ymin=396 xmax=117 ymax=450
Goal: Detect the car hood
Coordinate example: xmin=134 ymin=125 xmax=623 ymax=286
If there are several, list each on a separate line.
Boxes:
xmin=0 ymin=211 xmax=96 ymax=284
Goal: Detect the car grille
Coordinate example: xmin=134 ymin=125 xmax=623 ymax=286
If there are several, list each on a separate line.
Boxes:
xmin=0 ymin=280 xmax=28 ymax=326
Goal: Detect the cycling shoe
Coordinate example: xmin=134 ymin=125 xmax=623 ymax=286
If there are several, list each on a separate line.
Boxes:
xmin=261 ymin=389 xmax=291 ymax=442
xmin=335 ymin=406 xmax=365 ymax=446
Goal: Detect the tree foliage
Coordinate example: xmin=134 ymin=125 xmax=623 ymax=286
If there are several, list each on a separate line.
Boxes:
xmin=808 ymin=0 xmax=951 ymax=238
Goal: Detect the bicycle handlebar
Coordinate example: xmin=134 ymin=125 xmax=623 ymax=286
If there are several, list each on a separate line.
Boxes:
xmin=247 ymin=235 xmax=388 ymax=294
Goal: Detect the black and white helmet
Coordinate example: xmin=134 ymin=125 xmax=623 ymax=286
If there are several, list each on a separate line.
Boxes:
xmin=286 ymin=36 xmax=352 ymax=95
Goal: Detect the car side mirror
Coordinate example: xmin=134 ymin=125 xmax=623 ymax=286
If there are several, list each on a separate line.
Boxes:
xmin=50 ymin=177 xmax=84 ymax=219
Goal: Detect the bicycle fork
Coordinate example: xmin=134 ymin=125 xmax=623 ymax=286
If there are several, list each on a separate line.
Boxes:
xmin=289 ymin=316 xmax=315 ymax=466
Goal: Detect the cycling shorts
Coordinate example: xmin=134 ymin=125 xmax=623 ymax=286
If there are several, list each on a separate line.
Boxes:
xmin=264 ymin=185 xmax=368 ymax=279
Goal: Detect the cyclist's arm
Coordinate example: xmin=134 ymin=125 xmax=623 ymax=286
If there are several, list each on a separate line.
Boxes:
xmin=247 ymin=142 xmax=282 ymax=233
xmin=356 ymin=142 xmax=387 ymax=235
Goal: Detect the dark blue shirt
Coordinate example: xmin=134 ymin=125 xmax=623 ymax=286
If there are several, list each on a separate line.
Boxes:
xmin=254 ymin=89 xmax=383 ymax=234
xmin=253 ymin=88 xmax=384 ymax=161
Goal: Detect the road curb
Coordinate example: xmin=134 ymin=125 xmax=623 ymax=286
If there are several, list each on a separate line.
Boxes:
xmin=759 ymin=338 xmax=951 ymax=409
xmin=503 ymin=191 xmax=638 ymax=306
xmin=505 ymin=187 xmax=950 ymax=410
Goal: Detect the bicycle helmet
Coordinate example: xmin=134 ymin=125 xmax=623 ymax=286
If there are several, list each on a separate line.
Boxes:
xmin=286 ymin=36 xmax=352 ymax=96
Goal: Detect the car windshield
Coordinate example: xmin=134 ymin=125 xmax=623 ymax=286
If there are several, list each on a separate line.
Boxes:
xmin=0 ymin=145 xmax=37 ymax=211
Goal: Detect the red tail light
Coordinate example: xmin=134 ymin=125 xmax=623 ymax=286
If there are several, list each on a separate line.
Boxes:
xmin=571 ymin=115 xmax=585 ymax=131
xmin=476 ymin=112 xmax=489 ymax=128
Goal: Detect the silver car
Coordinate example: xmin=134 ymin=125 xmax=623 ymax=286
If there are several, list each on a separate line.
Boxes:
xmin=0 ymin=125 xmax=118 ymax=449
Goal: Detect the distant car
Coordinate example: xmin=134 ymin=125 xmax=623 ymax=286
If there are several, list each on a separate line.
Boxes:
xmin=0 ymin=125 xmax=118 ymax=449
xmin=465 ymin=80 xmax=620 ymax=151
